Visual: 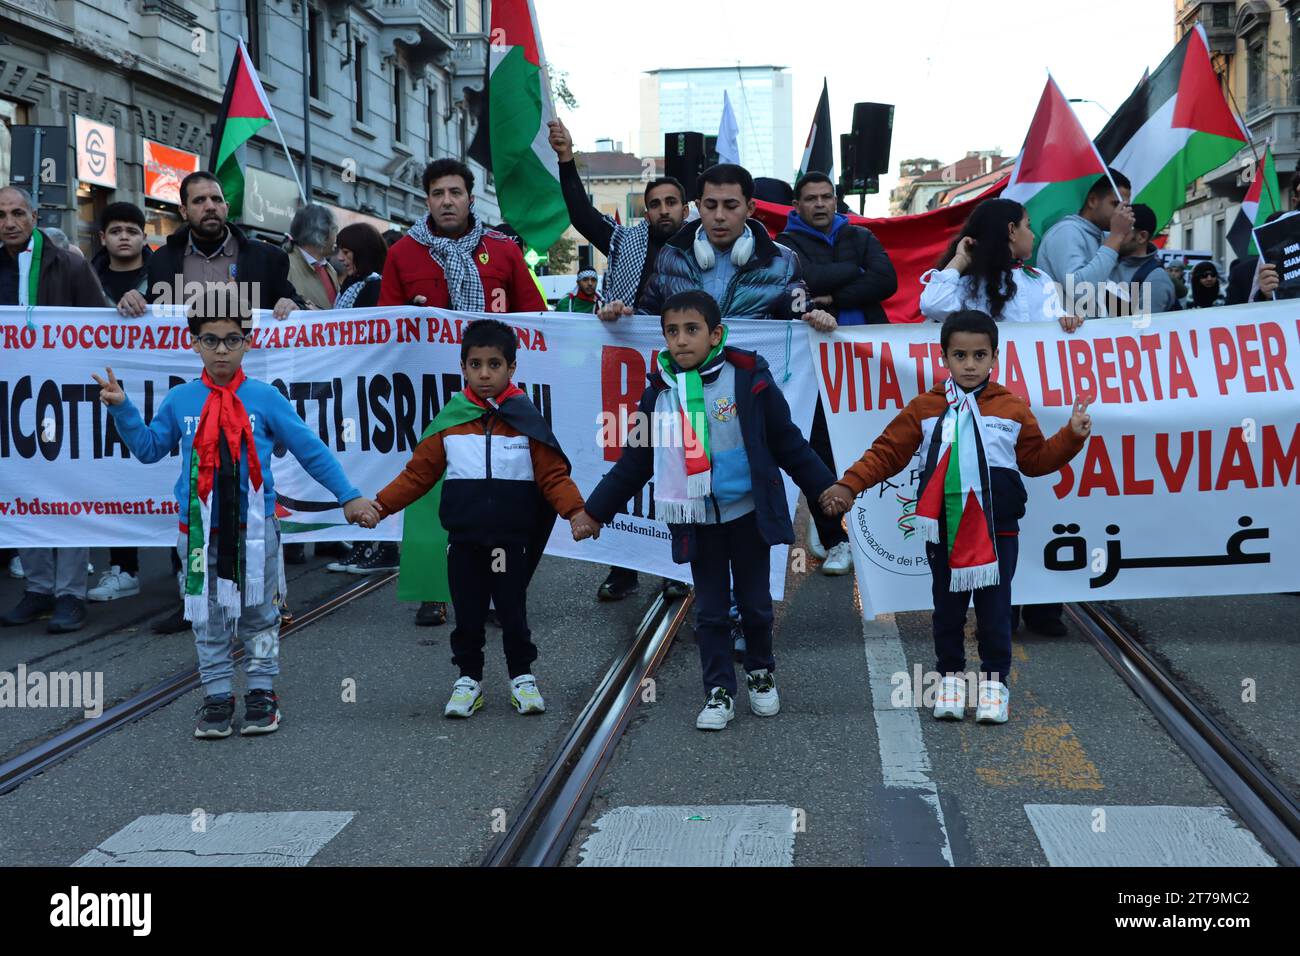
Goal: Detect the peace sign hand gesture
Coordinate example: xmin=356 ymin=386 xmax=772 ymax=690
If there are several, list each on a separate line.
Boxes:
xmin=91 ymin=367 xmax=126 ymax=406
xmin=1069 ymin=397 xmax=1092 ymax=438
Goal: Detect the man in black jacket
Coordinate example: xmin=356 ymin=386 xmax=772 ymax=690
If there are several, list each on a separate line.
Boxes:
xmin=776 ymin=171 xmax=898 ymax=575
xmin=120 ymin=171 xmax=303 ymax=319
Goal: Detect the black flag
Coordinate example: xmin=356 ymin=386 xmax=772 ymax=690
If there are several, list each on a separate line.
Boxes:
xmin=798 ymin=79 xmax=834 ymax=180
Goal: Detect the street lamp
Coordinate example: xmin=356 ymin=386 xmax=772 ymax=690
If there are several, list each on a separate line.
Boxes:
xmin=1068 ymin=97 xmax=1114 ymax=118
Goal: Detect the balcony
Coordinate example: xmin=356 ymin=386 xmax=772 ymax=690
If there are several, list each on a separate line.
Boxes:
xmin=1176 ymin=1 xmax=1237 ymax=54
xmin=450 ymin=33 xmax=488 ymax=83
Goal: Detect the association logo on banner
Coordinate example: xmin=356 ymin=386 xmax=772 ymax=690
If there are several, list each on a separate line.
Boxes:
xmin=850 ymin=456 xmax=931 ymax=579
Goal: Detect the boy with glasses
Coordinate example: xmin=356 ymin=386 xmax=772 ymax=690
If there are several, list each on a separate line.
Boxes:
xmin=92 ymin=311 xmax=379 ymax=739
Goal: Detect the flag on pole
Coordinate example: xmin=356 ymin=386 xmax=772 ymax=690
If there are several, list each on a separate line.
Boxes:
xmin=473 ymin=0 xmax=568 ymax=252
xmin=717 ymin=90 xmax=741 ymax=165
xmin=1228 ymin=146 xmax=1279 ymax=258
xmin=1095 ymin=24 xmax=1250 ymax=232
xmin=210 ymin=38 xmax=278 ymax=219
xmin=1002 ymin=75 xmax=1109 ymax=259
xmin=798 ymin=79 xmax=834 ymax=180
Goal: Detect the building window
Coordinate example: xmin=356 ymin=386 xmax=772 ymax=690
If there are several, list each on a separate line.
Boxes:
xmin=1211 ymin=3 xmax=1229 ymax=28
xmin=1184 ymin=226 xmax=1194 ymax=250
xmin=245 ymin=1 xmax=262 ymax=68
xmin=1213 ymin=214 xmax=1226 ymax=266
xmin=427 ymin=85 xmax=440 ymax=157
xmin=354 ymin=40 xmax=367 ymax=122
xmin=393 ymin=66 xmax=406 ymax=143
xmin=308 ymin=9 xmax=322 ymax=100
xmin=1248 ymin=39 xmax=1265 ymax=109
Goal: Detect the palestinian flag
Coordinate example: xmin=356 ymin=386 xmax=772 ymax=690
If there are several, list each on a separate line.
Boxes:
xmin=210 ymin=37 xmax=275 ymax=219
xmin=1228 ymin=146 xmax=1279 ymax=258
xmin=914 ymin=380 xmax=1000 ymax=592
xmin=1002 ymin=75 xmax=1108 ymax=260
xmin=470 ymin=0 xmax=568 ymax=252
xmin=1095 ymin=23 xmax=1250 ymax=232
xmin=798 ymin=79 xmax=834 ymax=180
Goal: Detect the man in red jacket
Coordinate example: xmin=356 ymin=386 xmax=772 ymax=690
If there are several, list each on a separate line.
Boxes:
xmin=379 ymin=159 xmax=547 ymax=314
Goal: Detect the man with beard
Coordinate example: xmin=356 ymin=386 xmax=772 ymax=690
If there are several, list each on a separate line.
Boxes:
xmin=554 ymin=268 xmax=600 ymax=313
xmin=547 ymin=118 xmax=693 ymax=602
xmin=127 ymin=171 xmax=303 ymax=319
xmin=548 ymin=117 xmax=687 ymax=321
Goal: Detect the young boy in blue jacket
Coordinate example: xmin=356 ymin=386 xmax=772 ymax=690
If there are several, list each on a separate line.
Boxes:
xmin=572 ymin=290 xmax=837 ymax=730
xmin=93 ymin=311 xmax=378 ymax=740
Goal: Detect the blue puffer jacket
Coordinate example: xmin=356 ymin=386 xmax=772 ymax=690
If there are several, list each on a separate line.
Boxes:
xmin=636 ymin=219 xmax=809 ymax=320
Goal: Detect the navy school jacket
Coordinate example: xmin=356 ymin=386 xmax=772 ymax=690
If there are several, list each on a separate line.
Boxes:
xmin=583 ymin=347 xmax=836 ymax=563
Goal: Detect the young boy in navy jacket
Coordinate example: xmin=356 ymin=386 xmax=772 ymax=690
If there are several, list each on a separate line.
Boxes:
xmin=94 ymin=311 xmax=378 ymax=740
xmin=572 ymin=290 xmax=837 ymax=731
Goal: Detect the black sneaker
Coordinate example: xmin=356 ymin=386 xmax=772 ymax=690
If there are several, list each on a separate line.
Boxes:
xmin=152 ymin=605 xmax=191 ymax=634
xmin=416 ymin=601 xmax=448 ymax=626
xmin=347 ymin=543 xmax=399 ymax=574
xmin=327 ymin=542 xmax=366 ymax=573
xmin=661 ymin=579 xmax=691 ymax=600
xmin=283 ymin=543 xmax=307 ymax=565
xmin=0 ymin=590 xmax=55 ymax=626
xmin=194 ymin=695 xmax=235 ymax=739
xmin=1023 ymin=604 xmax=1068 ymax=637
xmin=597 ymin=567 xmax=639 ymax=602
xmin=47 ymin=595 xmax=87 ymax=634
xmin=240 ymin=689 xmax=281 ymax=735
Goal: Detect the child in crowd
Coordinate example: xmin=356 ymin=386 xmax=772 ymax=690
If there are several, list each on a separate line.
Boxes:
xmin=373 ymin=318 xmax=585 ymax=718
xmin=572 ymin=290 xmax=837 ymax=731
xmin=821 ymin=310 xmax=1091 ymax=723
xmin=94 ymin=311 xmax=378 ymax=739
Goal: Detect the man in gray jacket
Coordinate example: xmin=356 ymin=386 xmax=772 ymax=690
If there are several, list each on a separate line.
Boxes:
xmin=1036 ymin=170 xmax=1134 ymax=315
xmin=1109 ymin=204 xmax=1177 ymax=316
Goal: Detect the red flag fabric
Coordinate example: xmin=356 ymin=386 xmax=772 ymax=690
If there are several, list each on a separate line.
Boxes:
xmin=752 ymin=176 xmax=1007 ymax=323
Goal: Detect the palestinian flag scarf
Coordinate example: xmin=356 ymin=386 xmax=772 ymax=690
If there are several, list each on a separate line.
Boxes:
xmin=17 ymin=229 xmax=44 ymax=306
xmin=183 ymin=367 xmax=267 ymax=624
xmin=653 ymin=330 xmax=728 ymax=523
xmin=915 ymin=378 xmax=1000 ymax=591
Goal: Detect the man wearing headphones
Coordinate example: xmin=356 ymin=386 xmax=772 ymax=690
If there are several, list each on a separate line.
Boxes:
xmin=637 ymin=164 xmax=836 ymax=330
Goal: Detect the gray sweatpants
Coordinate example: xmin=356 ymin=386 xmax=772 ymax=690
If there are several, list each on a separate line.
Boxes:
xmin=176 ymin=522 xmax=284 ymax=698
xmin=19 ymin=548 xmax=89 ymax=599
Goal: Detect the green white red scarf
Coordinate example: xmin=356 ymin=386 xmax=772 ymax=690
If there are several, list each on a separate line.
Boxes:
xmin=183 ymin=367 xmax=268 ymax=624
xmin=17 ymin=229 xmax=43 ymax=306
xmin=653 ymin=329 xmax=728 ymax=523
xmin=916 ymin=378 xmax=1000 ymax=591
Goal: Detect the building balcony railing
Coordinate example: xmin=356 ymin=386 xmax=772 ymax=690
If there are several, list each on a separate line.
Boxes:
xmin=378 ymin=0 xmax=454 ymax=49
xmin=450 ymin=33 xmax=488 ymax=80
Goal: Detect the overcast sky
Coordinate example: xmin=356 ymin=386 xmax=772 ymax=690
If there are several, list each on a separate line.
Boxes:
xmin=533 ymin=0 xmax=1175 ymax=215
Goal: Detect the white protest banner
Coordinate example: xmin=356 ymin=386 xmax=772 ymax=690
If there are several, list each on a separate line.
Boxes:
xmin=0 ymin=307 xmax=816 ymax=599
xmin=812 ymin=304 xmax=1300 ymax=615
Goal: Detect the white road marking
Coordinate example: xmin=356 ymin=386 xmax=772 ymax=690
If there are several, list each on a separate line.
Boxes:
xmin=73 ymin=811 xmax=355 ymax=867
xmin=863 ymin=612 xmax=954 ymax=865
xmin=578 ymin=805 xmax=795 ymax=867
xmin=1024 ymin=804 xmax=1276 ymax=867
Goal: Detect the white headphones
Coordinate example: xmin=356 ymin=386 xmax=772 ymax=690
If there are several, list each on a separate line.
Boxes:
xmin=693 ymin=222 xmax=755 ymax=270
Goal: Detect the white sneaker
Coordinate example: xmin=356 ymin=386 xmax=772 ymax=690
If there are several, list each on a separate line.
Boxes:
xmin=510 ymin=674 xmax=546 ymax=714
xmin=933 ymin=675 xmax=966 ymax=720
xmin=87 ymin=567 xmax=141 ymax=602
xmin=807 ymin=512 xmax=827 ymax=560
xmin=696 ymin=687 xmax=735 ymax=731
xmin=87 ymin=562 xmax=95 ymax=574
xmin=443 ymin=677 xmax=483 ymax=718
xmin=7 ymin=556 xmax=23 ymax=579
xmin=821 ymin=542 xmax=853 ymax=576
xmin=746 ymin=669 xmax=780 ymax=717
xmin=975 ymin=681 xmax=1010 ymax=724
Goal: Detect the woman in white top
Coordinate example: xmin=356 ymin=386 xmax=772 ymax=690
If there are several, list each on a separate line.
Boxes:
xmin=920 ymin=198 xmax=1081 ymax=331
